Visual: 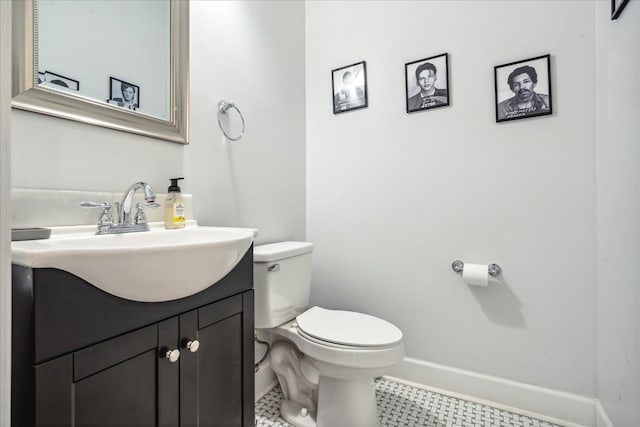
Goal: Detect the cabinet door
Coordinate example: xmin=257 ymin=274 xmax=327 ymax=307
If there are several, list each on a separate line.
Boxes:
xmin=35 ymin=319 xmax=180 ymax=427
xmin=179 ymin=292 xmax=254 ymax=427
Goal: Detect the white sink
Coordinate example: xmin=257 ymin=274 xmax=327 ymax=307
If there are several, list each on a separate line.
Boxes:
xmin=11 ymin=223 xmax=257 ymax=302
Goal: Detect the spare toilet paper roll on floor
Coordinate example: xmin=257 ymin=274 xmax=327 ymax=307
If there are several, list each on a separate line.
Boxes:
xmin=462 ymin=263 xmax=489 ymax=287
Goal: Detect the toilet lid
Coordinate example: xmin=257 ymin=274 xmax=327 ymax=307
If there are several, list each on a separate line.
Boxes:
xmin=296 ymin=306 xmax=403 ymax=347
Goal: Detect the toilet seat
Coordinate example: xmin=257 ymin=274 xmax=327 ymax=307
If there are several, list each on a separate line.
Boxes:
xmin=273 ymin=317 xmax=405 ymax=372
xmin=296 ymin=306 xmax=403 ymax=348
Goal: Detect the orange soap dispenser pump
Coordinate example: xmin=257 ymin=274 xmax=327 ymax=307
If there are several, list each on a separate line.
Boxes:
xmin=164 ymin=177 xmax=185 ymax=229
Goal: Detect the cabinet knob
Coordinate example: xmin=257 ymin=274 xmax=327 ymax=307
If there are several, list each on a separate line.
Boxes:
xmin=184 ymin=339 xmax=200 ymax=353
xmin=165 ymin=348 xmax=180 ymax=363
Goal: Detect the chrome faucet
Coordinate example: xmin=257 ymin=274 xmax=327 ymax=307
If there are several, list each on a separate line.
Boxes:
xmin=81 ymin=181 xmax=160 ymax=234
xmin=119 ymin=181 xmax=156 ymax=226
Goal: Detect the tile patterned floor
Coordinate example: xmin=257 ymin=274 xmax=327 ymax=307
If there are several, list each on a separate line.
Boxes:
xmin=255 ymin=378 xmax=567 ymax=427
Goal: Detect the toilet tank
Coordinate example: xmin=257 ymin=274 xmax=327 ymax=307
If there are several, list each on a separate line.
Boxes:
xmin=253 ymin=241 xmax=313 ymax=329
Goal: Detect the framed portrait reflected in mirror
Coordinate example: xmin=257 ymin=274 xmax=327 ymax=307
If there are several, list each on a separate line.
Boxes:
xmin=108 ymin=77 xmax=140 ymax=111
xmin=332 ymin=61 xmax=368 ymax=114
xmin=494 ymin=54 xmax=552 ymax=123
xmin=42 ymin=71 xmax=79 ymax=91
xmin=405 ymin=53 xmax=449 ymax=113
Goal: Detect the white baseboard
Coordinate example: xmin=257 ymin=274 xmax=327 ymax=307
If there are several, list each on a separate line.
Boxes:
xmin=253 ymin=355 xmax=615 ymax=427
xmin=595 ymin=400 xmax=614 ymax=427
xmin=255 ymin=360 xmax=278 ymax=402
xmin=389 ymin=357 xmax=599 ymax=427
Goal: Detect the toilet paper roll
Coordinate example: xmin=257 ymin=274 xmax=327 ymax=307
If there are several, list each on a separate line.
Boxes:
xmin=462 ymin=263 xmax=489 ymax=287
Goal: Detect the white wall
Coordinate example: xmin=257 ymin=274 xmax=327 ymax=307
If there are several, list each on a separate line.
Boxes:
xmin=186 ymin=1 xmax=306 ymax=244
xmin=306 ymin=0 xmax=597 ymax=396
xmin=11 ymin=0 xmax=306 ymax=245
xmin=595 ymin=0 xmax=640 ymax=425
xmin=11 ymin=109 xmax=184 ymax=194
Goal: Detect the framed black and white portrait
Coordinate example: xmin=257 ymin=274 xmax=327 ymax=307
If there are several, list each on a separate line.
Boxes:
xmin=42 ymin=71 xmax=79 ymax=91
xmin=611 ymin=0 xmax=630 ymax=19
xmin=405 ymin=53 xmax=449 ymax=113
xmin=494 ymin=54 xmax=552 ymax=123
xmin=332 ymin=61 xmax=368 ymax=114
xmin=108 ymin=77 xmax=140 ymax=111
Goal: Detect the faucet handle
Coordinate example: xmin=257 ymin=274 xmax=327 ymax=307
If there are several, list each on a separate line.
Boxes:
xmin=134 ymin=202 xmax=161 ymax=225
xmin=80 ymin=202 xmax=113 ymax=233
xmin=80 ymin=201 xmax=111 ymax=209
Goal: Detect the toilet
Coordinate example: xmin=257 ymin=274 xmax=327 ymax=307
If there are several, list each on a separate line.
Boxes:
xmin=254 ymin=241 xmax=405 ymax=427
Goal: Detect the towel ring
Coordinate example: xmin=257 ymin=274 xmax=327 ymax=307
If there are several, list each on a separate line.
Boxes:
xmin=217 ymin=100 xmax=245 ymax=141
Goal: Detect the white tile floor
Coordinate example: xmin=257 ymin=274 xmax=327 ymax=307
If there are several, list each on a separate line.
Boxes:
xmin=255 ymin=378 xmax=568 ymax=427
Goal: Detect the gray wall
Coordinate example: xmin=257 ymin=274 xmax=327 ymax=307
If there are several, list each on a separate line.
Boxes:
xmin=306 ymin=0 xmax=598 ymax=397
xmin=595 ymin=0 xmax=640 ymax=425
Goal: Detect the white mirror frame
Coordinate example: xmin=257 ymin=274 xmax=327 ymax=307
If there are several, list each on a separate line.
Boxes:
xmin=11 ymin=0 xmax=189 ymax=144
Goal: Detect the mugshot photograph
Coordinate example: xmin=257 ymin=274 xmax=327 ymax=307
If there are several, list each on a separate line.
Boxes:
xmin=108 ymin=77 xmax=140 ymax=111
xmin=495 ymin=54 xmax=552 ymax=123
xmin=41 ymin=71 xmax=80 ymax=92
xmin=332 ymin=61 xmax=368 ymax=114
xmin=405 ymin=53 xmax=449 ymax=113
xmin=334 ymin=70 xmax=365 ymax=111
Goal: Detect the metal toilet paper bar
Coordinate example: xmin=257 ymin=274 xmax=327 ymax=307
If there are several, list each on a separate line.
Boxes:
xmin=451 ymin=260 xmax=501 ymax=276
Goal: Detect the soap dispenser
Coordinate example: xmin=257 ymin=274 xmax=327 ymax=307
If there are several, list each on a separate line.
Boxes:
xmin=164 ymin=177 xmax=185 ymax=229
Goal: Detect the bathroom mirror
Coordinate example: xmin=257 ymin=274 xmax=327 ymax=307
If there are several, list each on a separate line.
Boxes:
xmin=12 ymin=0 xmax=189 ymax=144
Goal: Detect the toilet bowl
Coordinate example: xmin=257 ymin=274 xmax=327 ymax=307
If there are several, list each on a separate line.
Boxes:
xmin=254 ymin=242 xmax=405 ymax=427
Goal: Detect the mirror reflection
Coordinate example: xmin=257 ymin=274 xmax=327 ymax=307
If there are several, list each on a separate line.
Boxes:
xmin=37 ymin=0 xmax=170 ymax=120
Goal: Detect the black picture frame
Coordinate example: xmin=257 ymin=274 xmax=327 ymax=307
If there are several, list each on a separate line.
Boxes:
xmin=405 ymin=53 xmax=450 ymax=113
xmin=611 ymin=0 xmax=630 ymax=19
xmin=494 ymin=54 xmax=552 ymax=123
xmin=332 ymin=61 xmax=368 ymax=114
xmin=42 ymin=71 xmax=79 ymax=91
xmin=108 ymin=77 xmax=140 ymax=111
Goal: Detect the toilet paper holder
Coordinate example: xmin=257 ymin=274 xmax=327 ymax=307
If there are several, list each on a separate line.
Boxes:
xmin=451 ymin=260 xmax=501 ymax=276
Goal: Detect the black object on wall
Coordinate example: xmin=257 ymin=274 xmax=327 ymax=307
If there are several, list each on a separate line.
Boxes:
xmin=611 ymin=0 xmax=630 ymax=20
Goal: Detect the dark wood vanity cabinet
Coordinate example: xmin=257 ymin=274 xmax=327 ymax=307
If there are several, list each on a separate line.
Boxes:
xmin=12 ymin=247 xmax=255 ymax=427
xmin=35 ymin=320 xmax=176 ymax=427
